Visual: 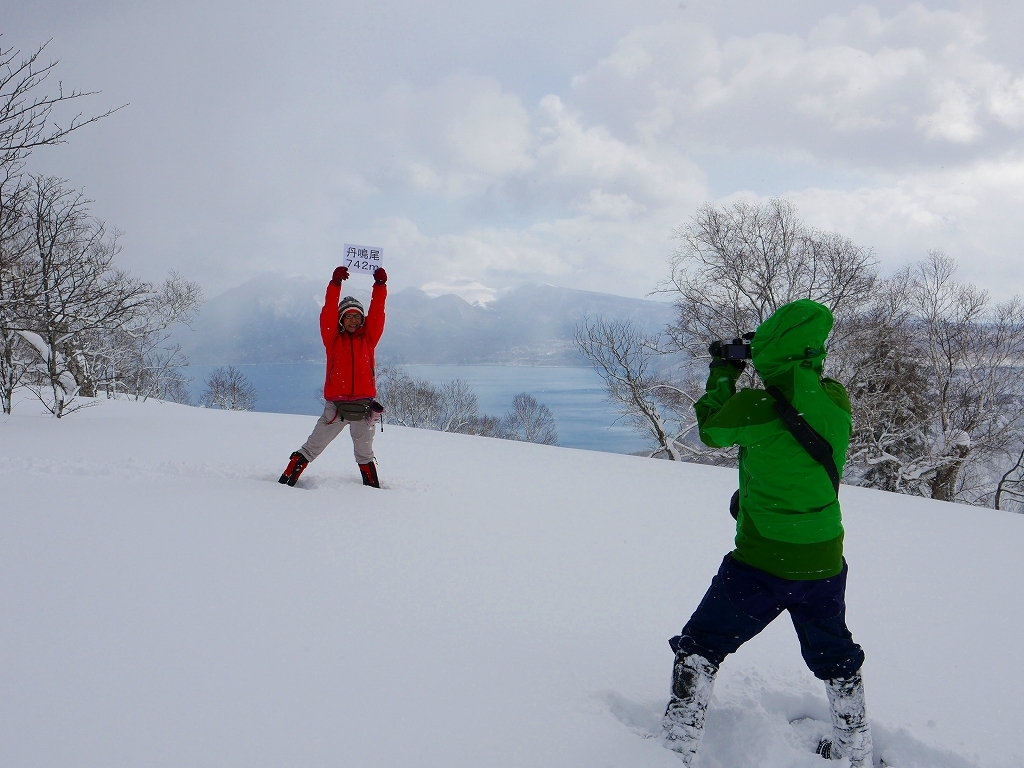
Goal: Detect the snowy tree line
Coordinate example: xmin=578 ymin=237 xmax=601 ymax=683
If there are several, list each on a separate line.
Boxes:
xmin=0 ymin=38 xmax=202 ymax=416
xmin=376 ymin=366 xmax=558 ymax=445
xmin=577 ymin=198 xmax=1024 ymax=511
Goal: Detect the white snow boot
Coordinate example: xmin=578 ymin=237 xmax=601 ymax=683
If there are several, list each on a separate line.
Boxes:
xmin=823 ymin=672 xmax=873 ymax=767
xmin=662 ymin=652 xmax=717 ymax=765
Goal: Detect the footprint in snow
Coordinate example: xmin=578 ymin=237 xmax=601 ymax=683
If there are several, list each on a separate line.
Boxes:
xmin=599 ymin=688 xmax=985 ymax=768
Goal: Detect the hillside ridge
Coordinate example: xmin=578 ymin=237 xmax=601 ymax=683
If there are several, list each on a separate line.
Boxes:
xmin=174 ymin=274 xmax=675 ymax=366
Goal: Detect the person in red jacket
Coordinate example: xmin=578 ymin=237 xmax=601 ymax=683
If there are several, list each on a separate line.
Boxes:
xmin=278 ymin=265 xmax=388 ymax=488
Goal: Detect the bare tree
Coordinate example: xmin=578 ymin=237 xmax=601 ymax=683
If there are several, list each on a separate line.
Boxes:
xmin=0 ymin=300 xmax=30 ymax=413
xmin=827 ymin=279 xmax=932 ymax=493
xmin=663 ymin=198 xmax=878 ymax=360
xmin=574 ymin=195 xmax=1024 ymax=507
xmin=201 ymin=366 xmax=256 ymax=411
xmin=995 ymin=446 xmax=1024 ymax=512
xmin=0 ymin=43 xmax=197 ymax=414
xmin=377 ymin=366 xmax=500 ymax=435
xmin=16 ymin=176 xmax=154 ymax=416
xmin=0 ymin=170 xmax=33 ymax=413
xmin=664 ymin=201 xmax=1024 ymax=504
xmin=376 ymin=366 xmax=444 ymax=429
xmin=1 ymin=180 xmax=202 ymax=412
xmin=0 ymin=37 xmax=124 ymax=414
xmin=155 ymin=374 xmax=193 ymax=406
xmin=465 ymin=413 xmax=504 ymax=438
xmin=500 ymin=392 xmax=558 ymax=445
xmin=1 ymin=37 xmax=123 ymax=173
xmin=904 ymin=252 xmax=1024 ymax=502
xmin=831 ymin=252 xmax=1024 ymax=503
xmin=437 ymin=378 xmax=482 ymax=433
xmin=376 ymin=366 xmax=554 ymax=440
xmin=97 ymin=271 xmax=203 ymax=402
xmin=573 ymin=315 xmax=739 ymax=463
xmin=575 ymin=316 xmax=698 ymax=460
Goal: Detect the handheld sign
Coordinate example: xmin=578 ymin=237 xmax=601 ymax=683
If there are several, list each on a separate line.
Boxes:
xmin=342 ymin=243 xmax=384 ymax=276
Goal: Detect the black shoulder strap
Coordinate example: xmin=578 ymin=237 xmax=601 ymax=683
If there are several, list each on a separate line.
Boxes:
xmin=765 ymin=385 xmax=841 ymax=495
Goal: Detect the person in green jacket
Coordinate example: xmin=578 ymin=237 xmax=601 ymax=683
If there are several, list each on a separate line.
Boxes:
xmin=661 ymin=299 xmax=872 ymax=767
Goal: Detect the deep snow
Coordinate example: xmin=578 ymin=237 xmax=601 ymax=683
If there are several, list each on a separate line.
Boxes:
xmin=2 ymin=397 xmax=1022 ymax=768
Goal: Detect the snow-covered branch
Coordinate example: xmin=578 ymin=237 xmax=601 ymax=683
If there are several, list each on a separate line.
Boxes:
xmin=0 ymin=175 xmax=202 ymax=414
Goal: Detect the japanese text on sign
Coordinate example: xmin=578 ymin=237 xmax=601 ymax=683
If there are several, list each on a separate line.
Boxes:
xmin=342 ymin=243 xmax=384 ymax=275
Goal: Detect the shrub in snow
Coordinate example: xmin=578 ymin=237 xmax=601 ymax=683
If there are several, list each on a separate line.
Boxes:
xmin=200 ymin=366 xmax=257 ymax=411
xmin=376 ymin=366 xmax=556 ymax=444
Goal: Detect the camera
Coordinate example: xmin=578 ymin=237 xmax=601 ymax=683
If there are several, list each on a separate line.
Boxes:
xmin=709 ymin=332 xmax=755 ymax=360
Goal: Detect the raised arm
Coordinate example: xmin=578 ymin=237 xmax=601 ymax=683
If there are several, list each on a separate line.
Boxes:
xmin=319 ymin=266 xmax=348 ymax=346
xmin=694 ymin=358 xmax=745 ymax=447
xmin=363 ymin=268 xmax=387 ymax=345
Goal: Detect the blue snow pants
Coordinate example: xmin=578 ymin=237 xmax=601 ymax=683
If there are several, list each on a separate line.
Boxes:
xmin=669 ymin=554 xmax=865 ymax=681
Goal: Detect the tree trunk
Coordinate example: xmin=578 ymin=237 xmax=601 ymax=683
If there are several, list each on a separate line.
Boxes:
xmin=930 ymin=447 xmax=970 ymax=502
xmin=66 ymin=352 xmax=96 ymax=398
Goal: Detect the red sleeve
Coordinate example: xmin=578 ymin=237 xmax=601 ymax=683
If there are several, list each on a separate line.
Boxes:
xmin=363 ymin=282 xmax=387 ymax=347
xmin=320 ymin=282 xmax=341 ymax=347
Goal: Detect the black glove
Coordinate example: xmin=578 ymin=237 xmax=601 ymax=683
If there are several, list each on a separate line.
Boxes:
xmin=710 ymin=357 xmax=747 ymax=373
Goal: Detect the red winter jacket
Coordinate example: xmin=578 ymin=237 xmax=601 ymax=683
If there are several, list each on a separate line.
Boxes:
xmin=320 ymin=280 xmax=386 ymax=401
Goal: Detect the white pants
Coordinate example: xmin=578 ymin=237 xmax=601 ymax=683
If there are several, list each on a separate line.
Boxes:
xmin=298 ymin=402 xmax=377 ymax=465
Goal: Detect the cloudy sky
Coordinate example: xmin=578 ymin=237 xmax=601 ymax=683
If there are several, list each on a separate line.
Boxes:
xmin=6 ymin=1 xmax=1024 ymax=302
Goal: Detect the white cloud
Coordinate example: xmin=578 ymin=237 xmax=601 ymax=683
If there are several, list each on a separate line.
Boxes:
xmin=382 ymin=74 xmax=535 ymax=196
xmin=366 ymin=205 xmax=684 ymax=301
xmin=332 ymin=172 xmax=378 ymax=198
xmin=11 ymin=1 xmax=1024 ymax=305
xmin=336 ymin=79 xmax=710 ymax=299
xmin=346 ymin=6 xmax=1024 ymax=301
xmin=535 ymin=94 xmax=705 ymax=209
xmin=569 ymin=6 xmax=1024 ymax=166
xmin=785 ymin=154 xmax=1024 ymax=297
xmin=571 ymin=189 xmax=647 ymax=219
xmin=241 ymin=4 xmax=1024 ymax=305
xmin=918 ymin=81 xmax=981 ymax=143
xmin=374 ymin=216 xmax=572 ymax=282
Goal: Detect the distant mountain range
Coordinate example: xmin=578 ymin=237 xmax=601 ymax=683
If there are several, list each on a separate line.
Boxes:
xmin=174 ymin=274 xmax=676 ymax=366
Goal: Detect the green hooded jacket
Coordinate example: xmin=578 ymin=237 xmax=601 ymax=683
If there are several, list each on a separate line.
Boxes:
xmin=694 ymin=299 xmax=852 ymax=580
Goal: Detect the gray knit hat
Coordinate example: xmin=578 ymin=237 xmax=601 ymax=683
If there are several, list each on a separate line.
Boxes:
xmin=338 ymin=296 xmax=364 ymax=319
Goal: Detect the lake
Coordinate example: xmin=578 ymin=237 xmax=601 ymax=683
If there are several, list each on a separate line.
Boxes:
xmin=187 ymin=363 xmax=649 ymax=455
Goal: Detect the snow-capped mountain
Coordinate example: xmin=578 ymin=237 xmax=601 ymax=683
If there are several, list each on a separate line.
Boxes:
xmin=174 ymin=274 xmax=676 ymax=366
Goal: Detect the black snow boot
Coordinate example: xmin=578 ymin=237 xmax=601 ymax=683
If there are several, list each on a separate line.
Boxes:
xmin=279 ymin=451 xmax=308 ymax=486
xmin=358 ymin=461 xmax=380 ymax=488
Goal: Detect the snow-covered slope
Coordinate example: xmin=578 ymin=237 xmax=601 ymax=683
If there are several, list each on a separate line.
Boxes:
xmin=2 ymin=398 xmax=1021 ymax=768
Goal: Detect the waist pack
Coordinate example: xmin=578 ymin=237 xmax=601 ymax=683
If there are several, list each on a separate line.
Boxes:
xmin=333 ymin=399 xmax=377 ymax=421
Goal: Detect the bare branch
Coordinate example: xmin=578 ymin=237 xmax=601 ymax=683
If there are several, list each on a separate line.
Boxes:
xmin=1 ymin=37 xmax=126 ymax=172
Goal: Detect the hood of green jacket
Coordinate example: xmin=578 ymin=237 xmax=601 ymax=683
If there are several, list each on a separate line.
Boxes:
xmin=750 ymin=299 xmax=833 ymax=383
